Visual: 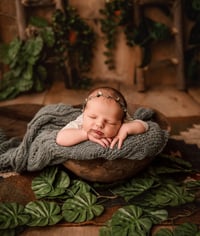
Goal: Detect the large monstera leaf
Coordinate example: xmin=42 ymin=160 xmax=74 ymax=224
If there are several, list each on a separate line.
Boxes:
xmin=136 ymin=184 xmax=195 ymax=208
xmin=100 ymin=205 xmax=168 ymax=236
xmin=66 ymin=179 xmax=92 ymax=198
xmin=100 ymin=205 xmax=151 ymax=236
xmin=24 ymin=201 xmax=62 ymax=227
xmin=0 ymin=202 xmax=30 ymax=229
xmin=31 ymin=166 xmax=70 ymax=199
xmin=111 ymin=206 xmax=152 ymax=236
xmin=111 ymin=177 xmax=156 ymax=202
xmin=62 ymin=192 xmax=104 ymax=223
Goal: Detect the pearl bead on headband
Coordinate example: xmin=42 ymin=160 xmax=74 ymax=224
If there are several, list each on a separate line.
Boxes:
xmin=83 ymin=90 xmax=127 ymax=113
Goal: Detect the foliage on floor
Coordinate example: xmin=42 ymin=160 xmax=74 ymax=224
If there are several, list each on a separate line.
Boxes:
xmin=154 ymin=222 xmax=200 ymax=236
xmin=0 ymin=153 xmax=200 ymax=236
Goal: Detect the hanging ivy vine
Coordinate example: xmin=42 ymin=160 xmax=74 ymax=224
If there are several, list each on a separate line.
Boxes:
xmin=52 ymin=3 xmax=96 ymax=88
xmin=99 ymin=0 xmax=171 ymax=70
xmin=99 ymin=0 xmax=134 ymax=69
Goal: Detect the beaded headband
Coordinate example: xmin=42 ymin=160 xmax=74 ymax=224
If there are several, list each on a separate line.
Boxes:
xmin=83 ymin=91 xmax=127 ymax=113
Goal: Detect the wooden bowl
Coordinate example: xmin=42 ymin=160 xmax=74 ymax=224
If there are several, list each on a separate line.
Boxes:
xmin=63 ymin=104 xmax=170 ymax=183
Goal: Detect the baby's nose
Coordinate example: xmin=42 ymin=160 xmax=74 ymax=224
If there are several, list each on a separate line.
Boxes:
xmin=96 ymin=119 xmax=104 ymax=128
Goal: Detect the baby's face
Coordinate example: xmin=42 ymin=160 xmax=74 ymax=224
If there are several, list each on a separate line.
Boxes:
xmin=82 ymin=97 xmax=123 ymax=139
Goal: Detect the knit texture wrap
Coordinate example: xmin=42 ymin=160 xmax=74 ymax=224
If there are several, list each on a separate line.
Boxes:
xmin=0 ymin=104 xmax=169 ymax=173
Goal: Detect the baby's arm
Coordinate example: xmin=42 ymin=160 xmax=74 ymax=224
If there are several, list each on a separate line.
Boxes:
xmin=56 ymin=128 xmax=112 ymax=147
xmin=56 ymin=115 xmax=88 ymax=146
xmin=110 ymin=120 xmax=148 ymax=149
xmin=56 ymin=128 xmax=88 ymax=146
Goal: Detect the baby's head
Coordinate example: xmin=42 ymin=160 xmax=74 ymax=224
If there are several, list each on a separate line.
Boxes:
xmin=82 ymin=87 xmax=127 ymax=138
xmin=83 ymin=87 xmax=127 ymax=118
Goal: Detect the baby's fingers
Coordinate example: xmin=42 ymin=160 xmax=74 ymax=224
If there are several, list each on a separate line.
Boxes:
xmin=95 ymin=138 xmax=111 ymax=148
xmin=110 ymin=137 xmax=119 ymax=149
xmin=117 ymin=139 xmax=123 ymax=149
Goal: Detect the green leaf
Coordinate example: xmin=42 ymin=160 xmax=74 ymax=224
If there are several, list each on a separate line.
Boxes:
xmin=99 ymin=225 xmax=112 ymax=236
xmin=137 ymin=184 xmax=195 ymax=208
xmin=29 ymin=16 xmax=49 ymax=28
xmin=111 ymin=177 xmax=156 ymax=201
xmin=0 ymin=202 xmax=30 ymax=229
xmin=62 ymin=192 xmax=104 ymax=223
xmin=25 ymin=36 xmax=43 ymax=58
xmin=185 ymin=180 xmax=200 ymax=188
xmin=150 ymin=22 xmax=170 ymax=41
xmin=8 ymin=38 xmax=22 ymax=63
xmin=41 ymin=27 xmax=55 ymax=47
xmin=155 ymin=223 xmax=200 ymax=236
xmin=32 ymin=65 xmax=47 ymax=92
xmin=109 ymin=205 xmax=152 ymax=236
xmin=174 ymin=222 xmax=200 ymax=235
xmin=50 ymin=170 xmax=71 ymax=197
xmin=158 ymin=154 xmax=192 ymax=169
xmin=144 ymin=209 xmax=168 ymax=224
xmin=25 ymin=201 xmax=62 ymax=226
xmin=0 ymin=84 xmax=19 ymax=100
xmin=66 ymin=180 xmax=91 ymax=197
xmin=32 ymin=166 xmax=57 ymax=197
xmin=32 ymin=166 xmax=70 ymax=199
xmin=0 ymin=43 xmax=10 ymax=64
xmin=17 ymin=65 xmax=33 ymax=92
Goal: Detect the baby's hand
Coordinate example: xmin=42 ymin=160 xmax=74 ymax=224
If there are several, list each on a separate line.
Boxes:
xmin=87 ymin=131 xmax=112 ymax=148
xmin=110 ymin=123 xmax=129 ymax=149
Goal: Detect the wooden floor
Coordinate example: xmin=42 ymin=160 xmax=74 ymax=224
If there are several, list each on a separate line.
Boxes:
xmin=20 ymin=226 xmax=101 ymax=236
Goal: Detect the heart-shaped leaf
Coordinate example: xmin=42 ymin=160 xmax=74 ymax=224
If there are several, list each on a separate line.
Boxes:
xmin=109 ymin=205 xmax=152 ymax=236
xmin=24 ymin=201 xmax=62 ymax=226
xmin=32 ymin=166 xmax=70 ymax=198
xmin=66 ymin=180 xmax=91 ymax=197
xmin=62 ymin=192 xmax=104 ymax=223
xmin=111 ymin=177 xmax=156 ymax=201
xmin=0 ymin=202 xmax=30 ymax=229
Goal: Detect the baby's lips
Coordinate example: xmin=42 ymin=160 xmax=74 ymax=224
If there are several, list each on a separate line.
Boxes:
xmin=93 ymin=129 xmax=104 ymax=136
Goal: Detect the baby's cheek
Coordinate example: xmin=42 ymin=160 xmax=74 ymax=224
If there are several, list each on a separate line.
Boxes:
xmin=82 ymin=121 xmax=94 ymax=133
xmin=108 ymin=126 xmax=120 ymax=137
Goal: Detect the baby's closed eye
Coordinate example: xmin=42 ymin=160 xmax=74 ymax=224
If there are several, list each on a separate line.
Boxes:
xmin=88 ymin=115 xmax=96 ymax=119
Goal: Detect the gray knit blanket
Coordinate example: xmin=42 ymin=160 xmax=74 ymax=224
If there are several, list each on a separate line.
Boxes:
xmin=0 ymin=103 xmax=169 ymax=173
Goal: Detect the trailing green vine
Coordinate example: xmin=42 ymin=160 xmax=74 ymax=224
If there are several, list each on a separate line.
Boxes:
xmin=52 ymin=3 xmax=96 ymax=88
xmin=99 ymin=0 xmax=171 ymax=70
xmin=99 ymin=0 xmax=133 ymax=69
